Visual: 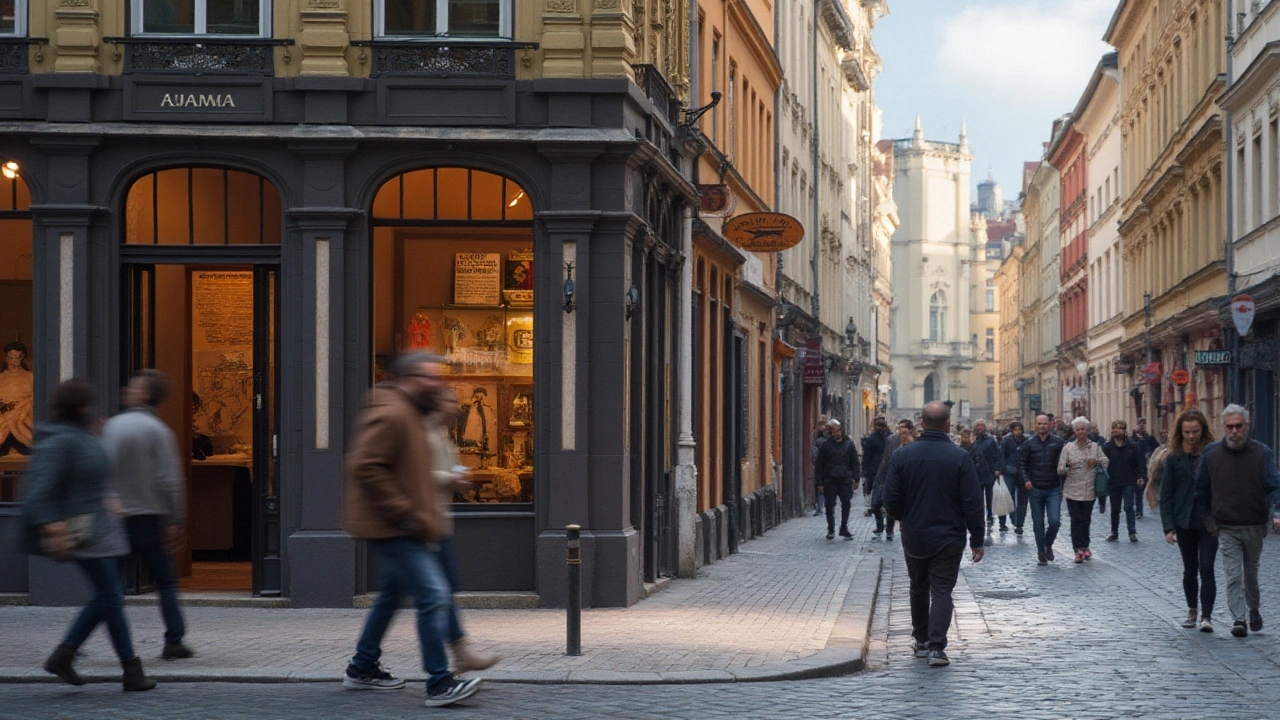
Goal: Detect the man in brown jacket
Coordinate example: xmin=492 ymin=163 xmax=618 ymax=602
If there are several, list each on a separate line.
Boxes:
xmin=342 ymin=351 xmax=482 ymax=708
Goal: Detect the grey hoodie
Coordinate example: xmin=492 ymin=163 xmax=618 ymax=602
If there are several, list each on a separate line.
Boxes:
xmin=101 ymin=406 xmax=185 ymax=525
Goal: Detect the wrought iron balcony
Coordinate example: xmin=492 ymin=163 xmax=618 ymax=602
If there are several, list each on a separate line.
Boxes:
xmin=103 ymin=37 xmax=292 ymax=76
xmin=0 ymin=37 xmax=47 ymax=75
xmin=352 ymin=40 xmax=531 ymax=78
xmin=632 ymin=63 xmax=681 ymax=126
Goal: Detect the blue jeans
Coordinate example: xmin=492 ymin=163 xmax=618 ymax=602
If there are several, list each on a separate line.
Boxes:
xmin=64 ymin=557 xmax=135 ymax=660
xmin=1004 ymin=476 xmax=1028 ymax=529
xmin=124 ymin=515 xmax=185 ymax=644
xmin=1028 ymin=486 xmax=1062 ymax=555
xmin=352 ymin=537 xmax=453 ymax=689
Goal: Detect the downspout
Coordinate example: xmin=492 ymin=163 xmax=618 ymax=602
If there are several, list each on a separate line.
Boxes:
xmin=1224 ymin=4 xmax=1238 ymax=406
xmin=810 ymin=0 xmax=821 ymax=325
xmin=675 ymin=0 xmax=700 ymax=578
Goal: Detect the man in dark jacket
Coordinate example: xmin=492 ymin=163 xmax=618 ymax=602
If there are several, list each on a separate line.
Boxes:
xmin=972 ymin=420 xmax=1005 ymax=537
xmin=861 ymin=418 xmax=891 ymax=510
xmin=1102 ymin=419 xmax=1146 ymax=542
xmin=1195 ymin=405 xmax=1280 ymax=638
xmin=1000 ymin=421 xmax=1029 ymax=534
xmin=811 ymin=420 xmax=831 ymax=516
xmin=816 ymin=419 xmax=860 ymax=540
xmin=1132 ymin=418 xmax=1160 ymax=517
xmin=1019 ymin=414 xmax=1067 ymax=565
xmin=883 ymin=401 xmax=985 ymax=668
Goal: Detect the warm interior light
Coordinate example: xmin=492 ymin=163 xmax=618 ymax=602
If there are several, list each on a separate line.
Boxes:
xmin=508 ymin=190 xmax=525 ymax=208
xmin=1 ymin=161 xmax=18 ymax=180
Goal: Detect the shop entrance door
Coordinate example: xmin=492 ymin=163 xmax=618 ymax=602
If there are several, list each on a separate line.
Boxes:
xmin=122 ymin=264 xmax=280 ymax=596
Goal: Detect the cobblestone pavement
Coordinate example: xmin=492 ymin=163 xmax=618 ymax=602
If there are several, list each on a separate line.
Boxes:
xmin=5 ymin=501 xmax=1280 ymax=718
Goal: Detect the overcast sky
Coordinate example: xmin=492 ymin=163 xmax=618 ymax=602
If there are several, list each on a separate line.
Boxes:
xmin=872 ymin=0 xmax=1115 ymax=198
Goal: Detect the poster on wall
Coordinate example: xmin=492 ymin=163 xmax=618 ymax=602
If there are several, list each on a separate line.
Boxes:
xmin=191 ymin=271 xmax=254 ymax=456
xmin=454 ymin=252 xmax=502 ymax=306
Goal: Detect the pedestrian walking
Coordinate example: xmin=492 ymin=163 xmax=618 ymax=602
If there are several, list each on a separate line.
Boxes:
xmin=815 ymin=419 xmax=860 ymax=540
xmin=1160 ymin=410 xmax=1216 ymax=632
xmin=861 ymin=417 xmax=890 ymax=513
xmin=1194 ymin=404 xmax=1280 ymax=638
xmin=1133 ymin=418 xmax=1160 ymax=518
xmin=1000 ymin=421 xmax=1029 ymax=534
xmin=1058 ymin=417 xmax=1107 ymax=563
xmin=1102 ymin=419 xmax=1146 ymax=543
xmin=342 ymin=351 xmax=482 ymax=707
xmin=21 ymin=378 xmax=155 ymax=691
xmin=883 ymin=401 xmax=985 ymax=668
xmin=971 ymin=420 xmax=1005 ymax=540
xmin=872 ymin=419 xmax=915 ymax=542
xmin=100 ymin=370 xmax=192 ymax=660
xmin=811 ymin=418 xmax=830 ymax=517
xmin=1089 ymin=422 xmax=1107 ymax=514
xmin=1019 ymin=414 xmax=1067 ymax=565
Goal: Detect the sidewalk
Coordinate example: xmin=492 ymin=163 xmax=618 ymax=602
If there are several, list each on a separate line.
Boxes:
xmin=0 ymin=501 xmax=884 ymax=686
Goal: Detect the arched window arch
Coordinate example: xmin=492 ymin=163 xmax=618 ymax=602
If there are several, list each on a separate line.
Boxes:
xmin=929 ymin=290 xmax=947 ymax=342
xmin=923 ymin=373 xmax=937 ymax=405
xmin=125 ymin=167 xmax=281 ymax=245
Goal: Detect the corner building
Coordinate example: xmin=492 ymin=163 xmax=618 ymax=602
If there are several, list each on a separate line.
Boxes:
xmin=0 ymin=0 xmax=694 ymax=607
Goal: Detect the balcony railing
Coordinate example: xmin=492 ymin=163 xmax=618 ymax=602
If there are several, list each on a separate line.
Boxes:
xmin=353 ymin=40 xmax=531 ymax=78
xmin=0 ymin=37 xmax=46 ymax=75
xmin=104 ymin=37 xmax=292 ymax=75
xmin=632 ymin=63 xmax=681 ymax=126
xmin=915 ymin=341 xmax=977 ymax=359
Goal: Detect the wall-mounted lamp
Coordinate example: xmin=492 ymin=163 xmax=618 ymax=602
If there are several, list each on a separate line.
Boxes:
xmin=625 ymin=286 xmax=640 ymax=321
xmin=563 ymin=262 xmax=576 ymax=314
xmin=1 ymin=160 xmax=19 ymax=180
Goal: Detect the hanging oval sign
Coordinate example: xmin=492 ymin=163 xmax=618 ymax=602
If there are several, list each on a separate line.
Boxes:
xmin=1171 ymin=368 xmax=1190 ymax=386
xmin=722 ymin=212 xmax=805 ymax=251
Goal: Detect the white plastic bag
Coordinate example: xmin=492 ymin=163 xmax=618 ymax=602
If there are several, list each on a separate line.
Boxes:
xmin=991 ymin=479 xmax=1015 ymax=518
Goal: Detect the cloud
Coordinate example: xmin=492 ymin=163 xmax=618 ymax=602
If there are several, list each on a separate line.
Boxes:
xmin=935 ymin=0 xmax=1114 ymax=103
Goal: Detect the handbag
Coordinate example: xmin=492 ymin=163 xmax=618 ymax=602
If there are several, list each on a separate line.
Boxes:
xmin=991 ymin=478 xmax=1015 ymax=517
xmin=24 ymin=513 xmax=95 ymax=558
xmin=1094 ymin=464 xmax=1110 ymax=497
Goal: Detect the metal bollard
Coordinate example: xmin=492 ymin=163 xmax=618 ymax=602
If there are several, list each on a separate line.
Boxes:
xmin=566 ymin=524 xmax=582 ymax=656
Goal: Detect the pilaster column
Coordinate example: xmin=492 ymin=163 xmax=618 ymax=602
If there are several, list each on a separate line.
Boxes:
xmin=298 ymin=0 xmax=352 ymax=76
xmin=543 ymin=0 xmax=587 ymax=77
xmin=589 ymin=0 xmax=637 ymax=79
xmin=52 ymin=0 xmax=100 ymax=73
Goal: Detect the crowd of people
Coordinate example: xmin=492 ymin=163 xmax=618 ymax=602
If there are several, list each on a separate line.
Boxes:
xmin=816 ymin=403 xmax=1280 ymax=666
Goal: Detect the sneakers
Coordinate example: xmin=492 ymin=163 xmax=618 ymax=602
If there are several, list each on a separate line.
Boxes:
xmin=884 ymin=533 xmax=894 ymax=542
xmin=825 ymin=531 xmax=835 ymax=540
xmin=1014 ymin=526 xmax=1024 ymax=535
xmin=1250 ymin=609 xmax=1263 ymax=632
xmin=1074 ymin=551 xmax=1084 ymax=564
xmin=1200 ymin=617 xmax=1214 ymax=633
xmin=161 ymin=643 xmax=194 ymax=660
xmin=1182 ymin=609 xmax=1198 ymax=629
xmin=1084 ymin=549 xmax=1092 ymax=561
xmin=927 ymin=649 xmax=950 ymax=667
xmin=1106 ymin=534 xmax=1119 ymax=542
xmin=1037 ymin=553 xmax=1047 ymax=566
xmin=1130 ymin=534 xmax=1138 ymax=543
xmin=1232 ymin=621 xmax=1249 ymax=638
xmin=839 ymin=527 xmax=853 ymax=539
xmin=425 ymin=676 xmax=482 ymax=707
xmin=872 ymin=529 xmax=883 ymax=537
xmin=912 ymin=640 xmax=929 ymax=658
xmin=343 ymin=662 xmax=406 ymax=690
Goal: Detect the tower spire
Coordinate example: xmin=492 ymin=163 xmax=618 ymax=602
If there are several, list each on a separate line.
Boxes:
xmin=912 ymin=115 xmax=924 ymax=147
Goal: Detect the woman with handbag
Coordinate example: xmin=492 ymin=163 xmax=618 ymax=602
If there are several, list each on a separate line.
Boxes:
xmin=20 ymin=378 xmax=155 ymax=691
xmin=1057 ymin=417 xmax=1109 ymax=563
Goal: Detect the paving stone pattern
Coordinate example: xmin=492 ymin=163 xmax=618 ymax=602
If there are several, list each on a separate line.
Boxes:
xmin=5 ymin=500 xmax=1280 ymax=718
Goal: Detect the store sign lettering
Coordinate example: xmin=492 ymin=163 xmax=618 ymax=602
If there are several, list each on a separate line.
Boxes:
xmin=160 ymin=92 xmax=238 ymax=109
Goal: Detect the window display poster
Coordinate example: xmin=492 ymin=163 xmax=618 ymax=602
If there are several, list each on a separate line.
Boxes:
xmin=191 ymin=271 xmax=254 ymax=454
xmin=454 ymin=252 xmax=502 ymax=306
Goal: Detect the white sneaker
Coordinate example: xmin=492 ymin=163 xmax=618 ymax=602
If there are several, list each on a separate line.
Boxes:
xmin=1200 ymin=617 xmax=1214 ymax=633
xmin=425 ymin=676 xmax=482 ymax=707
xmin=1182 ymin=609 xmax=1197 ymax=629
xmin=343 ymin=662 xmax=406 ymax=690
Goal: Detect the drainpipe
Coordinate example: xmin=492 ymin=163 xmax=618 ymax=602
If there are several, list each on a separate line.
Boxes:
xmin=675 ymin=0 xmax=700 ymax=578
xmin=810 ymin=0 xmax=821 ymax=326
xmin=1224 ymin=4 xmax=1239 ymax=407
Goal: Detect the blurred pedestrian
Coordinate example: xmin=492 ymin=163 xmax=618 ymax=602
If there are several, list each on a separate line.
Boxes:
xmin=971 ymin=420 xmax=1005 ymax=540
xmin=1160 ymin=410 xmax=1216 ymax=632
xmin=1000 ymin=421 xmax=1029 ymax=534
xmin=1020 ymin=414 xmax=1067 ymax=565
xmin=861 ymin=417 xmax=890 ymax=513
xmin=101 ymin=370 xmax=192 ymax=660
xmin=816 ymin=420 xmax=860 ymax=540
xmin=22 ymin=378 xmax=155 ymax=691
xmin=342 ymin=351 xmax=481 ymax=707
xmin=883 ymin=401 xmax=985 ymax=668
xmin=1133 ymin=418 xmax=1160 ymax=518
xmin=1195 ymin=404 xmax=1280 ymax=638
xmin=1102 ymin=419 xmax=1146 ymax=543
xmin=1059 ymin=417 xmax=1107 ymax=563
xmin=1090 ymin=422 xmax=1107 ymax=513
xmin=873 ymin=419 xmax=915 ymax=542
xmin=812 ymin=418 xmax=830 ymax=517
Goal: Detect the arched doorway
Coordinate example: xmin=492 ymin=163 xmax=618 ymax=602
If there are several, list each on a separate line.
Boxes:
xmin=924 ymin=372 xmax=938 ymax=405
xmin=370 ymin=167 xmax=535 ymax=591
xmin=0 ymin=169 xmax=34 ymax=512
xmin=121 ymin=167 xmax=283 ymax=596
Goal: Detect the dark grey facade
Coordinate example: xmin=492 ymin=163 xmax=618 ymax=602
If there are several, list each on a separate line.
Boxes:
xmin=0 ymin=53 xmax=693 ymax=608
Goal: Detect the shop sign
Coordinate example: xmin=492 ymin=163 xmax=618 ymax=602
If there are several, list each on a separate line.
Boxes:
xmin=723 ymin=212 xmax=805 ymax=252
xmin=1195 ymin=350 xmax=1232 ymax=366
xmin=1026 ymin=393 xmax=1042 ymax=412
xmin=1232 ymin=294 xmax=1256 ymax=337
xmin=1114 ymin=360 xmax=1135 ymax=374
xmin=802 ymin=337 xmax=825 ymax=385
xmin=1171 ymin=368 xmax=1190 ymax=386
xmin=1140 ymin=362 xmax=1162 ymax=384
xmin=125 ymin=78 xmax=271 ymax=121
xmin=699 ymin=184 xmax=732 ymax=214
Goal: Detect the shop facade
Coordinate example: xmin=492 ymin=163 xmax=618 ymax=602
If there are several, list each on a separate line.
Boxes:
xmin=0 ymin=60 xmax=693 ymax=607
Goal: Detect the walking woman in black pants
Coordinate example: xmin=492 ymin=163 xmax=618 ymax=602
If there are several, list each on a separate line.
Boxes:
xmin=1160 ymin=410 xmax=1216 ymax=632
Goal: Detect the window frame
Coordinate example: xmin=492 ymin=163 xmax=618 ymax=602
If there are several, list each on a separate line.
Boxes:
xmin=1 ymin=0 xmax=26 ymax=35
xmin=375 ymin=0 xmax=513 ymax=40
xmin=130 ymin=0 xmax=271 ymax=38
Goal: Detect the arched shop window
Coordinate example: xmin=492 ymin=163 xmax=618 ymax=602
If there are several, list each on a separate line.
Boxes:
xmin=125 ymin=168 xmax=282 ymax=245
xmin=371 ymin=167 xmax=533 ymax=505
xmin=0 ymin=167 xmax=34 ymax=503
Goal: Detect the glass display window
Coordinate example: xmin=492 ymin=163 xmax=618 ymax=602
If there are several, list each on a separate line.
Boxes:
xmin=0 ymin=169 xmax=33 ymax=503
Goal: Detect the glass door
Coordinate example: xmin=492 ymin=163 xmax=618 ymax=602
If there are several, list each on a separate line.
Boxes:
xmin=252 ymin=265 xmax=280 ymax=596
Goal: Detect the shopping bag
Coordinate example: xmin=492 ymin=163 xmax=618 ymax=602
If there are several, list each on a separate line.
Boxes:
xmin=991 ymin=478 xmax=1015 ymax=517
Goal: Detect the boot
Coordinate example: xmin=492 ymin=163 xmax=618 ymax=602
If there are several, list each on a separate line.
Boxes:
xmin=450 ymin=638 xmax=500 ymax=673
xmin=44 ymin=644 xmax=85 ymax=686
xmin=121 ymin=656 xmax=157 ymax=692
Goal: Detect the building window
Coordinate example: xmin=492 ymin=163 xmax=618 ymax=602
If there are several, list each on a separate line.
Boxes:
xmin=1 ymin=0 xmax=26 ymax=34
xmin=986 ymin=376 xmax=995 ymax=406
xmin=929 ymin=290 xmax=946 ymax=342
xmin=133 ymin=0 xmax=269 ymax=36
xmin=985 ymin=279 xmax=995 ymax=312
xmin=377 ymin=0 xmax=511 ymax=38
xmin=985 ymin=328 xmax=994 ymax=356
xmin=0 ymin=167 xmax=34 ymax=503
xmin=710 ymin=33 xmax=720 ymax=143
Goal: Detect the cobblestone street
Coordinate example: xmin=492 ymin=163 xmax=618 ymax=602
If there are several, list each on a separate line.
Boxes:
xmin=4 ymin=501 xmax=1280 ymax=719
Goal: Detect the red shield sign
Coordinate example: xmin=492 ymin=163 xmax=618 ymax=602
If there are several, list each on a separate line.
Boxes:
xmin=1232 ymin=294 xmax=1256 ymax=337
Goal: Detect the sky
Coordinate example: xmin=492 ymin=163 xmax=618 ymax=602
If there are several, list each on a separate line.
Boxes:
xmin=872 ymin=0 xmax=1116 ymax=199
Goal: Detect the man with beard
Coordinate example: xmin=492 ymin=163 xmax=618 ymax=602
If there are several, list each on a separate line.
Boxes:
xmin=1195 ymin=405 xmax=1280 ymax=638
xmin=815 ymin=420 xmax=860 ymax=540
xmin=1019 ymin=414 xmax=1067 ymax=565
